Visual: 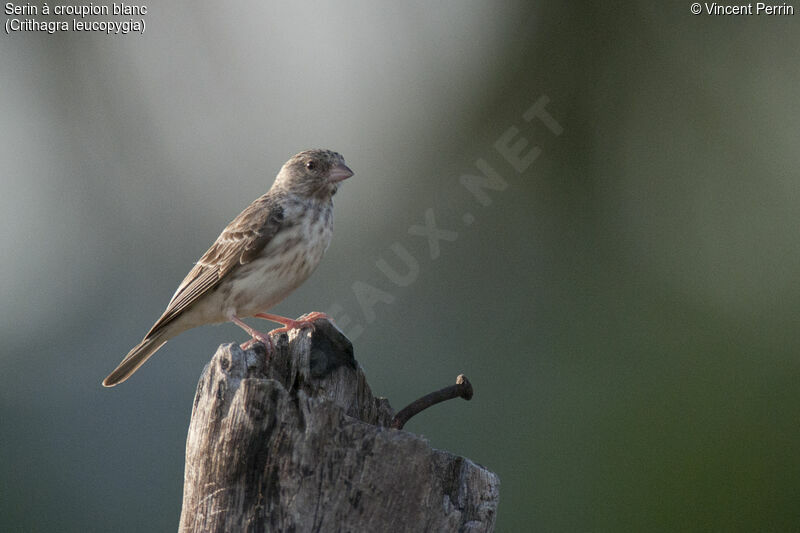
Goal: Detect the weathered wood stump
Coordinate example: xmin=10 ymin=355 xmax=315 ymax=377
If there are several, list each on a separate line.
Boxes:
xmin=179 ymin=320 xmax=499 ymax=532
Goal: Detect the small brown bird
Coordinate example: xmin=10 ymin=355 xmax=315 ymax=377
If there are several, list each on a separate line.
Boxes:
xmin=102 ymin=149 xmax=353 ymax=387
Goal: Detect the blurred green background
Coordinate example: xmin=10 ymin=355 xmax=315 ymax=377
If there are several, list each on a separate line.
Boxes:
xmin=2 ymin=2 xmax=799 ymax=531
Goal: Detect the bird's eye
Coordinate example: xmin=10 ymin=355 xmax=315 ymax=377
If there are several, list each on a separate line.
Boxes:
xmin=305 ymin=161 xmax=316 ymax=170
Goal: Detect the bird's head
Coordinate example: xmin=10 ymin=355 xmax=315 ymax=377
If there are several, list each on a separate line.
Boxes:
xmin=274 ymin=149 xmax=353 ymax=199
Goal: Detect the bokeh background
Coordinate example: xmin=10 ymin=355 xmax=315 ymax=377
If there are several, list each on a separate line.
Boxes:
xmin=2 ymin=2 xmax=800 ymax=531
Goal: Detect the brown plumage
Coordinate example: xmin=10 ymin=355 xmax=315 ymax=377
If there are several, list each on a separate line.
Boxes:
xmin=102 ymin=149 xmax=353 ymax=387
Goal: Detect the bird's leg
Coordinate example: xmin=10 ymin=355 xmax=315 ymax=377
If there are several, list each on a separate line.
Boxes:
xmin=254 ymin=311 xmax=334 ymax=335
xmin=229 ymin=314 xmax=274 ymax=353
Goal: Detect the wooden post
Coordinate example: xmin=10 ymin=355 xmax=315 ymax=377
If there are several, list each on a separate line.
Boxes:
xmin=179 ymin=320 xmax=499 ymax=532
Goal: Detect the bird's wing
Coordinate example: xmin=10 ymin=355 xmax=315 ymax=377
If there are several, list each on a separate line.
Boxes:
xmin=144 ymin=194 xmax=284 ymax=338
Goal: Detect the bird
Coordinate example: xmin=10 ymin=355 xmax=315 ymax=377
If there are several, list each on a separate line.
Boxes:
xmin=102 ymin=149 xmax=353 ymax=387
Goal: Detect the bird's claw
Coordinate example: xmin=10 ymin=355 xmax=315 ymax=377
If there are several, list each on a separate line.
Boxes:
xmin=265 ymin=311 xmax=334 ymax=336
xmin=240 ymin=332 xmax=274 ymax=354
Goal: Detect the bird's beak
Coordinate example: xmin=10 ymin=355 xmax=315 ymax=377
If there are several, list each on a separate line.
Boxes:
xmin=329 ymin=163 xmax=354 ymax=183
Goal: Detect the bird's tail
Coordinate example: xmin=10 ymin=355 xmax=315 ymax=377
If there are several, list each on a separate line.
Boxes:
xmin=102 ymin=333 xmax=168 ymax=387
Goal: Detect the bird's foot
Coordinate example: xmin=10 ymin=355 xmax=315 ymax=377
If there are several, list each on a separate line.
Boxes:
xmin=254 ymin=311 xmax=334 ymax=335
xmin=240 ymin=333 xmax=274 ymax=353
xmin=230 ymin=315 xmax=274 ymax=354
